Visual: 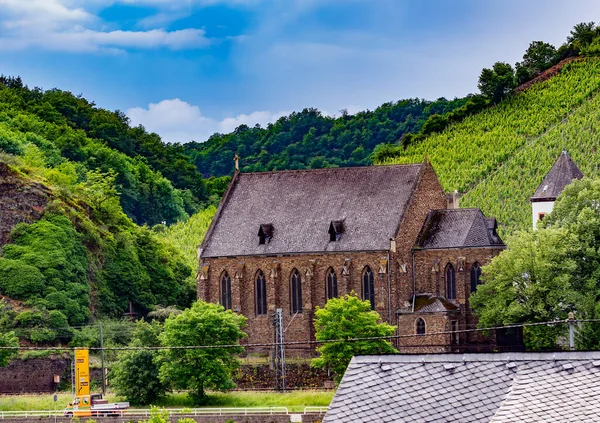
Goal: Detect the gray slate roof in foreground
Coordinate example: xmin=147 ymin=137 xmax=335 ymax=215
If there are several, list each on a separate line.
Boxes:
xmin=201 ymin=164 xmax=423 ymax=258
xmin=531 ymin=150 xmax=583 ymax=201
xmin=325 ymin=352 xmax=600 ymax=423
xmin=415 ymin=208 xmax=504 ymax=249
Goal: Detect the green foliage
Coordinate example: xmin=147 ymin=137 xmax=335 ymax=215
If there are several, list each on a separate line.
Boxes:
xmin=471 ymin=228 xmax=577 ymax=349
xmin=97 ymin=228 xmax=193 ymax=317
xmin=185 ymin=99 xmax=469 ymax=177
xmin=0 ymin=214 xmax=90 ymax=325
xmin=567 ymin=22 xmax=600 ymax=53
xmin=516 ymin=41 xmax=558 ymax=84
xmin=111 ymin=321 xmax=168 ymax=405
xmin=542 ymin=178 xmax=600 ymax=349
xmin=158 ymin=301 xmax=247 ymax=404
xmin=382 ymin=58 xmax=600 ymax=237
xmin=155 ymin=206 xmax=216 ymax=273
xmin=0 ymin=331 xmax=18 ymax=366
xmin=312 ymin=294 xmax=397 ymax=382
xmin=478 ymin=62 xmax=517 ymax=103
xmin=145 ymin=407 xmax=170 ymax=423
xmin=70 ymin=320 xmax=134 ymax=348
xmin=473 ymin=178 xmax=600 ymax=349
xmin=0 ymin=260 xmax=45 ymax=299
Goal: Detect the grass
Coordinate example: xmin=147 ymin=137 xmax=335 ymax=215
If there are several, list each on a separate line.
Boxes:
xmin=0 ymin=393 xmax=117 ymax=411
xmin=0 ymin=391 xmax=334 ymax=413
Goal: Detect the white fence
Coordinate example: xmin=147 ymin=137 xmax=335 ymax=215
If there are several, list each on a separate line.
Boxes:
xmin=0 ymin=407 xmax=298 ymax=418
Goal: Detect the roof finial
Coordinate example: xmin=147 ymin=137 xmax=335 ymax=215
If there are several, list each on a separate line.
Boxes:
xmin=233 ymin=154 xmax=240 ymax=172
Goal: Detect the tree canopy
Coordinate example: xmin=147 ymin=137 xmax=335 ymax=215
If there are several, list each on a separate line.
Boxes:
xmin=110 ymin=320 xmax=168 ymax=405
xmin=472 ymin=178 xmax=600 ymax=350
xmin=158 ymin=301 xmax=247 ymax=404
xmin=312 ymin=294 xmax=397 ymax=382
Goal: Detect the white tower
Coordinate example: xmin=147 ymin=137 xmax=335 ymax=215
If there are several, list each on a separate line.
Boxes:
xmin=531 ymin=150 xmax=583 ymax=229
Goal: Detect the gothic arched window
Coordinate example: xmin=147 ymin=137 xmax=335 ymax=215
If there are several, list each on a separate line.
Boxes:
xmin=416 ymin=318 xmax=426 ymax=335
xmin=470 ymin=262 xmax=482 ymax=293
xmin=290 ymin=269 xmax=303 ymax=314
xmin=362 ymin=266 xmax=375 ymax=309
xmin=255 ymin=270 xmax=267 ymax=315
xmin=326 ymin=267 xmax=338 ymax=300
xmin=445 ymin=263 xmax=456 ymax=300
xmin=220 ymin=271 xmax=232 ymax=310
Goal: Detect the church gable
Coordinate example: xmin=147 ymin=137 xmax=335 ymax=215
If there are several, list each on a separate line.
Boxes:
xmin=415 ymin=208 xmax=504 ymax=249
xmin=200 ymin=164 xmax=424 ymax=258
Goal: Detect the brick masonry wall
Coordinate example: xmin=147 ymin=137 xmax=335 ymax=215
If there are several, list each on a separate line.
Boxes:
xmin=392 ymin=160 xmax=448 ymax=312
xmin=198 ymin=251 xmax=390 ymax=355
xmin=396 ymin=246 xmax=505 ymax=353
xmin=0 ymin=357 xmax=68 ymax=394
xmin=235 ymin=364 xmax=332 ymax=390
xmin=0 ymin=359 xmax=332 ymax=394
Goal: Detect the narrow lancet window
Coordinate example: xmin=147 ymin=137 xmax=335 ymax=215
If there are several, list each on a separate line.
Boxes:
xmin=363 ymin=266 xmax=375 ymax=309
xmin=255 ymin=270 xmax=267 ymax=315
xmin=290 ymin=268 xmax=303 ymax=314
xmin=220 ymin=272 xmax=232 ymax=310
xmin=326 ymin=267 xmax=338 ymax=300
xmin=446 ymin=263 xmax=456 ymax=300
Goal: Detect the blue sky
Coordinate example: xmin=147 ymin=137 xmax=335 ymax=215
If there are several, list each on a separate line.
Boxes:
xmin=0 ymin=0 xmax=598 ymax=143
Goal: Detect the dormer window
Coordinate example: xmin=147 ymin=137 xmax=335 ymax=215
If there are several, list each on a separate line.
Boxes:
xmin=328 ymin=220 xmax=345 ymax=242
xmin=258 ymin=224 xmax=273 ymax=245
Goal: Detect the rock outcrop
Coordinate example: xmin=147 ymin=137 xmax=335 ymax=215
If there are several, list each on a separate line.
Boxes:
xmin=0 ymin=162 xmax=49 ymax=247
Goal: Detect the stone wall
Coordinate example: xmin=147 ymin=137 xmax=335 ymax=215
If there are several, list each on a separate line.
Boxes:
xmin=0 ymin=357 xmax=69 ymax=394
xmin=0 ymin=359 xmax=333 ymax=394
xmin=392 ymin=160 xmax=448 ymax=309
xmin=396 ymin=246 xmax=505 ymax=353
xmin=199 ymin=251 xmax=390 ymax=356
xmin=235 ymin=364 xmax=332 ymax=390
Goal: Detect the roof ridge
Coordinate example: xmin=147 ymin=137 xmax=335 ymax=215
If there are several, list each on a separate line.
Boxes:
xmin=237 ymin=162 xmax=423 ymax=176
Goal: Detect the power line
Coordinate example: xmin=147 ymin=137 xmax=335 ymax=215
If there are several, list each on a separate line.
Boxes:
xmin=1 ymin=318 xmax=598 ymax=351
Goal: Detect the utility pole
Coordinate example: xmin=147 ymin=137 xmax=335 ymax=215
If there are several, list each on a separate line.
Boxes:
xmin=273 ymin=308 xmax=286 ymax=391
xmin=99 ymin=322 xmax=106 ymax=394
xmin=568 ymin=312 xmax=575 ymax=351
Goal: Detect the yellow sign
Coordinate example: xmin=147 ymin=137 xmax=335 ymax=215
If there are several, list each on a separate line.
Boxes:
xmin=75 ymin=349 xmax=90 ymax=396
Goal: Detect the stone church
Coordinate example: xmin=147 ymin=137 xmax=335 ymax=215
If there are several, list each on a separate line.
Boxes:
xmin=197 ymin=159 xmax=510 ymax=355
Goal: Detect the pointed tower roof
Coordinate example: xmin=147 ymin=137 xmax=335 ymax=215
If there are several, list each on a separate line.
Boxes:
xmin=531 ymin=150 xmax=583 ymax=202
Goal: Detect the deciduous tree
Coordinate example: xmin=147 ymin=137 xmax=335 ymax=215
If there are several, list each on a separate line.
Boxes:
xmin=311 ymin=294 xmax=397 ymax=382
xmin=478 ymin=62 xmax=517 ymax=103
xmin=157 ymin=301 xmax=246 ymax=404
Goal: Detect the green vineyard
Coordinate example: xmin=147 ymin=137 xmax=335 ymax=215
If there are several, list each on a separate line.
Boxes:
xmin=383 ymin=58 xmax=600 ymax=236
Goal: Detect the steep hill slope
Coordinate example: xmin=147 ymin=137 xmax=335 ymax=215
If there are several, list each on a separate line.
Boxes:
xmin=383 ymin=58 xmax=600 ymax=235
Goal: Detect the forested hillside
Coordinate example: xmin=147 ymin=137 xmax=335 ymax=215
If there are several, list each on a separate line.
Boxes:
xmin=0 ymin=77 xmax=232 ymax=225
xmin=184 ymin=98 xmax=468 ymax=177
xmin=382 ymin=58 xmax=600 ymax=235
xmin=0 ymin=81 xmax=199 ymax=343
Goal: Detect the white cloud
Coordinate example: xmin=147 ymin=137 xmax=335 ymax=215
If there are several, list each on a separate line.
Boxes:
xmin=126 ymin=98 xmax=287 ymax=143
xmin=0 ymin=0 xmax=211 ymax=52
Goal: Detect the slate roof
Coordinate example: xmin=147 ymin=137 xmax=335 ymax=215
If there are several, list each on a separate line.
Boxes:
xmin=200 ymin=164 xmax=424 ymax=258
xmin=325 ymin=352 xmax=600 ymax=423
xmin=415 ymin=208 xmax=504 ymax=250
xmin=531 ymin=150 xmax=583 ymax=202
xmin=397 ymin=294 xmax=459 ymax=314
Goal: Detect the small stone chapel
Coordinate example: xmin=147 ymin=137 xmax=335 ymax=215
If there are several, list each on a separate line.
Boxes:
xmin=197 ymin=159 xmax=508 ymax=355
